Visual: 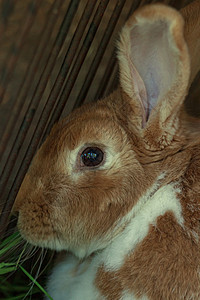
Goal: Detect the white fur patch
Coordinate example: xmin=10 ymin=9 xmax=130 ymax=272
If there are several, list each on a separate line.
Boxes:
xmin=46 ymin=254 xmax=104 ymax=300
xmin=102 ymin=182 xmax=183 ymax=270
xmin=120 ymin=291 xmax=149 ymax=300
xmin=45 ymin=181 xmax=183 ymax=299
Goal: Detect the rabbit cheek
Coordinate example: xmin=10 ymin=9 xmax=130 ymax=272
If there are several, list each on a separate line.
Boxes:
xmin=46 ymin=183 xmax=132 ymax=256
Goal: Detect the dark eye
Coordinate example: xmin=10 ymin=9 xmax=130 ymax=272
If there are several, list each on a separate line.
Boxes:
xmin=81 ymin=147 xmax=104 ymax=167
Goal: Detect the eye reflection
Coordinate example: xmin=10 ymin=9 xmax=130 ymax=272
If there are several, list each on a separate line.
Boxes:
xmin=81 ymin=147 xmax=104 ymax=167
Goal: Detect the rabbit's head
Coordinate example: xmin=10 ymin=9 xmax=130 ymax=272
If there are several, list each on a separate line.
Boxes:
xmin=13 ymin=4 xmax=192 ymax=258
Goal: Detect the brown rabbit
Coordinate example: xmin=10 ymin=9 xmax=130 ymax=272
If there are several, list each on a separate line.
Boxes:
xmin=13 ymin=1 xmax=200 ymax=299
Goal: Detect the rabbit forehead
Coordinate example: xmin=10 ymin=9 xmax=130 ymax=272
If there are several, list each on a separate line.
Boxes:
xmin=42 ymin=116 xmax=128 ymax=175
xmin=64 ymin=116 xmax=125 ymax=152
xmin=41 ymin=109 xmax=125 ymax=163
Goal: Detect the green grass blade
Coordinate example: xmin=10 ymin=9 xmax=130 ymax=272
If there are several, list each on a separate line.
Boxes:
xmin=0 ymin=237 xmax=22 ymax=257
xmin=0 ymin=262 xmax=17 ymax=274
xmin=0 ymin=266 xmax=17 ymax=274
xmin=19 ymin=265 xmax=54 ymax=300
xmin=0 ymin=262 xmax=16 ymax=267
xmin=0 ymin=232 xmax=20 ymax=248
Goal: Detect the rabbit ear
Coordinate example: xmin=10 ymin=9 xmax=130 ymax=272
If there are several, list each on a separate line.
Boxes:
xmin=118 ymin=4 xmax=190 ymax=131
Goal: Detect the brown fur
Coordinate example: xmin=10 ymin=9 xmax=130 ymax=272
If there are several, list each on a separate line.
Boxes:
xmin=95 ymin=147 xmax=200 ymax=299
xmin=14 ymin=94 xmax=158 ymax=251
xmin=96 ymin=212 xmax=200 ymax=300
xmin=13 ymin=1 xmax=200 ymax=299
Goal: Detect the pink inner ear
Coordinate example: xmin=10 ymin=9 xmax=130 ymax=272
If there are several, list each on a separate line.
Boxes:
xmin=130 ymin=65 xmax=148 ymax=127
xmin=130 ymin=20 xmax=176 ymax=124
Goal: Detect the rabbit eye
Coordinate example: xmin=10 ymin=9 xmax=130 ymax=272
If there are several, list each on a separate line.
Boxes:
xmin=81 ymin=147 xmax=104 ymax=167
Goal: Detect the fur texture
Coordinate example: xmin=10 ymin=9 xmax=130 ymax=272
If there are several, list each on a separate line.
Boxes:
xmin=13 ymin=1 xmax=200 ymax=299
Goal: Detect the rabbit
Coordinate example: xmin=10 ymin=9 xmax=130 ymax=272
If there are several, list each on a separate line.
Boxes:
xmin=13 ymin=0 xmax=200 ymax=299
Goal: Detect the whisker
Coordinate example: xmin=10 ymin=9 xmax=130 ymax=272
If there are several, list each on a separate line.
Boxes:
xmin=23 ymin=248 xmax=47 ymax=299
xmin=30 ymin=248 xmax=43 ymax=275
xmin=1 ymin=227 xmax=19 ymax=238
xmin=21 ymin=245 xmax=40 ymax=262
xmin=37 ymin=249 xmax=54 ymax=278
